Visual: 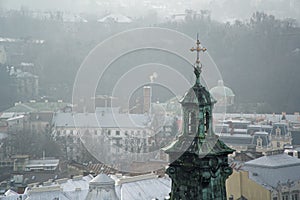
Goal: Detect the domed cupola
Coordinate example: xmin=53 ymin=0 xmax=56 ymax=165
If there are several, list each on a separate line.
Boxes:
xmin=210 ymin=80 xmax=235 ymax=107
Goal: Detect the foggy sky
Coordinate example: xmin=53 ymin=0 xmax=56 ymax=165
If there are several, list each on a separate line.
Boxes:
xmin=0 ymin=0 xmax=299 ymax=22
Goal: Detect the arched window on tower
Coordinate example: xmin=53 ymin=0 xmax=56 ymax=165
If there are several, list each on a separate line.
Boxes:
xmin=188 ymin=111 xmax=196 ymax=134
xmin=204 ymin=111 xmax=210 ymax=133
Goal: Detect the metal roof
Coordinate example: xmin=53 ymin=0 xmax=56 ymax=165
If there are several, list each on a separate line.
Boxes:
xmin=116 ymin=176 xmax=171 ymax=200
xmin=0 ymin=174 xmax=171 ymax=200
xmin=245 ymin=153 xmax=300 ymax=168
xmin=5 ymin=102 xmax=68 ymax=113
xmin=53 ymin=112 xmax=151 ymax=128
xmin=243 ymin=154 xmax=300 ymax=188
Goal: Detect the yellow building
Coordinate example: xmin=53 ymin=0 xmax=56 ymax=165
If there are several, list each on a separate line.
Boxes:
xmin=226 ymin=153 xmax=300 ymax=200
xmin=226 ymin=169 xmax=271 ymax=200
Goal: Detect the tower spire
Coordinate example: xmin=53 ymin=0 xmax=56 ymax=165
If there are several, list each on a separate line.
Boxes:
xmin=190 ymin=34 xmax=207 ymax=85
xmin=165 ymin=33 xmax=234 ymax=200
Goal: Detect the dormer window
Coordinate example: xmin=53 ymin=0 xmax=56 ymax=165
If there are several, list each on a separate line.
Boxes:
xmin=257 ymin=137 xmax=263 ymax=148
xmin=275 ymin=127 xmax=281 ymax=137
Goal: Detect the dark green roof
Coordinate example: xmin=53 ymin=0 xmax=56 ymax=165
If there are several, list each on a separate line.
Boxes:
xmin=180 ymin=84 xmax=216 ymax=106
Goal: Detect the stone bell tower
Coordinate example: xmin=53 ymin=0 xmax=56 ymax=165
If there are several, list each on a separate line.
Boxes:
xmin=165 ymin=36 xmax=234 ymax=200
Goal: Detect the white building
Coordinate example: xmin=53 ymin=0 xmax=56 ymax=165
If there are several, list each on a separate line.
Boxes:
xmin=51 ymin=107 xmax=158 ymax=168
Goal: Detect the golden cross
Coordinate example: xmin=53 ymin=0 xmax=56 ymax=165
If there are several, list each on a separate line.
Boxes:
xmin=190 ymin=34 xmax=207 ymax=68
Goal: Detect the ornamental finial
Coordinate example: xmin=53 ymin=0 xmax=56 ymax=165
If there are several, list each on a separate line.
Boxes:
xmin=190 ymin=34 xmax=207 ymax=84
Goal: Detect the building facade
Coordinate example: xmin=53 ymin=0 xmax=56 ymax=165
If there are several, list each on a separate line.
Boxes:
xmin=51 ymin=107 xmax=157 ymax=166
xmin=227 ymin=153 xmax=300 ymax=200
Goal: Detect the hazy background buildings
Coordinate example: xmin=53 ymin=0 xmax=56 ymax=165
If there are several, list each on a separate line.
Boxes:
xmin=0 ymin=0 xmax=299 ymax=113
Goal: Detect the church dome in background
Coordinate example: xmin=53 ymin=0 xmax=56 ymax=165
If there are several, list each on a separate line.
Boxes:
xmin=210 ymin=80 xmax=235 ymax=107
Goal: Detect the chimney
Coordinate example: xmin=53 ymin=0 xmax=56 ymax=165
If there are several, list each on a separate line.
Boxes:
xmin=143 ymin=86 xmax=151 ymax=114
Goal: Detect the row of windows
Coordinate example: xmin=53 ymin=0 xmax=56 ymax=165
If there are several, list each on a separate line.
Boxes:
xmin=57 ymin=129 xmax=148 ymax=135
xmin=273 ymin=192 xmax=299 ymax=200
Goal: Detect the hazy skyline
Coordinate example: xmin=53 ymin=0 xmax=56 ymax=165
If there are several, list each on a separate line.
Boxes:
xmin=0 ymin=0 xmax=299 ymax=22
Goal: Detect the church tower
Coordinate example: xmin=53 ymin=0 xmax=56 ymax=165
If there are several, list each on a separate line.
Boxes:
xmin=165 ymin=36 xmax=234 ymax=200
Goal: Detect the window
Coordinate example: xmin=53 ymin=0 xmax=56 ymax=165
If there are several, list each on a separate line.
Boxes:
xmin=292 ymin=193 xmax=299 ymax=200
xmin=272 ymin=197 xmax=278 ymax=200
xmin=282 ymin=194 xmax=289 ymax=200
xmin=108 ymin=130 xmax=111 ymax=136
xmin=257 ymin=137 xmax=262 ymax=148
xmin=116 ymin=131 xmax=120 ymax=136
xmin=188 ymin=112 xmax=196 ymax=134
xmin=288 ymin=152 xmax=294 ymax=156
xmin=276 ymin=127 xmax=281 ymax=137
xmin=205 ymin=111 xmax=210 ymax=133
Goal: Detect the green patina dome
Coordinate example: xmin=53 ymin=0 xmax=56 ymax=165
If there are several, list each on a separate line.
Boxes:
xmin=181 ymin=84 xmax=217 ymax=106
